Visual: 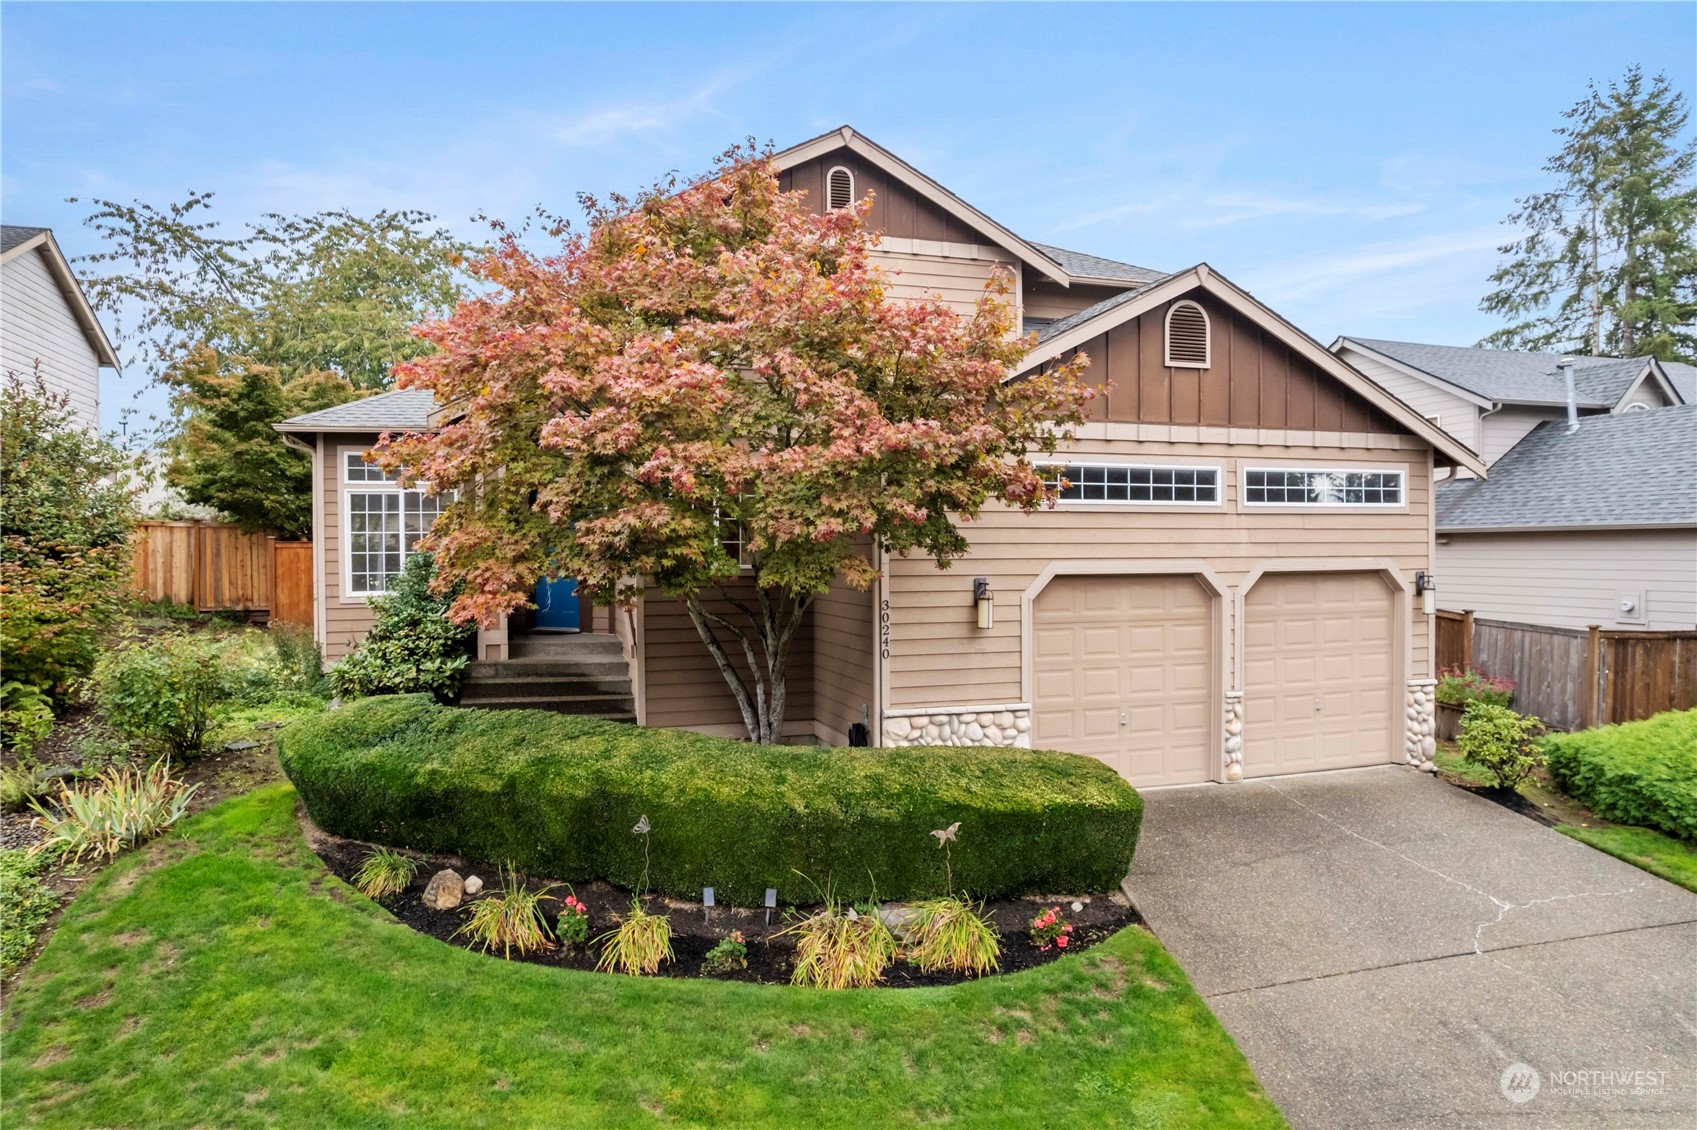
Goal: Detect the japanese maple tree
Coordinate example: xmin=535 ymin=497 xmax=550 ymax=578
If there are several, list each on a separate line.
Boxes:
xmin=379 ymin=148 xmax=1094 ymax=743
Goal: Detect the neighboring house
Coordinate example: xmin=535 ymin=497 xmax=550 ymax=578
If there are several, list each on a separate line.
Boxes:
xmin=1434 ymin=406 xmax=1697 ymax=633
xmin=1 ymin=225 xmax=119 ymax=429
xmin=1331 ymin=337 xmax=1689 ymax=471
xmin=278 ymin=125 xmax=1484 ymax=788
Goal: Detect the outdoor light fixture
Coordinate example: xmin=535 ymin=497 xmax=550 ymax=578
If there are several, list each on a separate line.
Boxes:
xmin=1415 ymin=570 xmax=1436 ymax=616
xmin=702 ymin=887 xmax=715 ymax=925
xmin=764 ymin=887 xmax=778 ymax=927
xmin=974 ymin=577 xmax=994 ymax=629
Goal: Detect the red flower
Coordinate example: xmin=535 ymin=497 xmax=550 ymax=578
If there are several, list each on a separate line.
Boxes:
xmin=1056 ymin=935 xmax=1068 ymax=948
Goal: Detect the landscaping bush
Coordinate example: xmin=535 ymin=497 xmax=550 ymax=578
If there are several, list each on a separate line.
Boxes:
xmin=328 ymin=554 xmax=473 ymax=702
xmin=1435 ymin=666 xmax=1515 ymax=709
xmin=1457 ymin=702 xmax=1544 ymax=790
xmin=91 ymin=633 xmax=236 ymax=759
xmin=1544 ymin=709 xmax=1697 ymax=843
xmin=1 ymin=681 xmax=55 ymax=757
xmin=280 ymin=695 xmax=1144 ymax=904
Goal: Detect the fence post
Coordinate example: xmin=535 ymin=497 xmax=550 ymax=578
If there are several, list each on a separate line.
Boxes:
xmin=1583 ymin=625 xmax=1602 ymax=729
xmin=1462 ymin=610 xmax=1475 ymax=672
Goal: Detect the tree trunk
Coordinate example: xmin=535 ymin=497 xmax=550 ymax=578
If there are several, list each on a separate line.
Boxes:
xmin=682 ymin=582 xmax=813 ymax=744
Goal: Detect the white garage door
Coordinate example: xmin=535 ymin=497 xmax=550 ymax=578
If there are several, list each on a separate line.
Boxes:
xmin=1032 ymin=575 xmax=1212 ymax=787
xmin=1242 ymin=571 xmax=1395 ymax=776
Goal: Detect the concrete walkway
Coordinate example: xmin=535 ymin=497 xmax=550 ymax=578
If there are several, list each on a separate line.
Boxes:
xmin=1124 ymin=766 xmax=1697 ymax=1129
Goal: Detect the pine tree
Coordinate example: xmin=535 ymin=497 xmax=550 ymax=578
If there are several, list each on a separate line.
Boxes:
xmin=1480 ymin=67 xmax=1697 ymax=362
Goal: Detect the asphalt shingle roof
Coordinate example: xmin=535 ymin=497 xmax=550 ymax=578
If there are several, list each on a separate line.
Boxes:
xmin=1345 ymin=337 xmax=1680 ymax=409
xmin=1 ymin=225 xmax=49 ymax=255
xmin=1028 ymin=242 xmax=1166 ymax=286
xmin=277 ymin=389 xmax=439 ymax=432
xmin=1663 ymin=361 xmax=1697 ymax=404
xmin=1435 ymin=404 xmax=1697 ymax=531
xmin=1033 ymin=271 xmax=1181 ymax=345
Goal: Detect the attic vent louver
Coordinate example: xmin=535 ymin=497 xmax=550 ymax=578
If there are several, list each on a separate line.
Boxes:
xmin=1164 ymin=300 xmax=1211 ymax=368
xmin=826 ymin=166 xmax=855 ymax=211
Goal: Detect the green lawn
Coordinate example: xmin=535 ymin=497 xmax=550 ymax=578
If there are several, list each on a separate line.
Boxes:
xmin=1 ymin=784 xmax=1283 ymax=1129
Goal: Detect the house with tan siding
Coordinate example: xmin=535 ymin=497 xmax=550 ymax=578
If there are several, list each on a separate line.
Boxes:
xmin=1 ymin=225 xmax=119 ymax=429
xmin=278 ymin=125 xmax=1486 ymax=788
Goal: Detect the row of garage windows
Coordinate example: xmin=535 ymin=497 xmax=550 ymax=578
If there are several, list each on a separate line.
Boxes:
xmin=1030 ymin=570 xmax=1397 ymax=789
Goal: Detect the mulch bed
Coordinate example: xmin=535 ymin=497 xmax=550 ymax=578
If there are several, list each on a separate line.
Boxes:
xmin=1453 ymin=783 xmax=1562 ymax=828
xmin=303 ymin=810 xmax=1141 ymax=988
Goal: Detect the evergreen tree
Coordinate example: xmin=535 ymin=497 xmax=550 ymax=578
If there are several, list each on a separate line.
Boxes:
xmin=1481 ymin=67 xmax=1697 ymax=362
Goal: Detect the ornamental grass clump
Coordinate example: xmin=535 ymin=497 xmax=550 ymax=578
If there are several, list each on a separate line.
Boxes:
xmin=904 ymin=822 xmax=1000 ymax=976
xmin=780 ymin=874 xmax=897 ymax=990
xmin=30 ymin=761 xmax=197 ymax=864
xmin=453 ymin=865 xmax=557 ymax=959
xmin=352 ymin=848 xmax=419 ymax=899
xmin=594 ymin=814 xmax=674 ymax=976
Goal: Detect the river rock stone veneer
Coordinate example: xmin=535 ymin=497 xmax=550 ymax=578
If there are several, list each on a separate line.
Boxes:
xmin=1223 ymin=691 xmax=1245 ymax=781
xmin=1405 ymin=678 xmax=1437 ymax=770
xmin=882 ymin=704 xmax=1032 ymax=748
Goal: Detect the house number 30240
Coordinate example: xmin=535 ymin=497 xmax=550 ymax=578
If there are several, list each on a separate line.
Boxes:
xmin=880 ymin=599 xmax=892 ymax=660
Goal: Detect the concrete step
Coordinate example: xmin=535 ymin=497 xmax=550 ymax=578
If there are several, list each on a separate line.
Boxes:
xmin=465 ymin=658 xmax=630 ymax=680
xmin=508 ymin=633 xmax=625 ymax=660
xmin=460 ymin=674 xmax=633 ymax=700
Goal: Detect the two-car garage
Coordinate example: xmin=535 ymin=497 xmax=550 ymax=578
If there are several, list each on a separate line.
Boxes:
xmin=1030 ymin=569 xmax=1399 ymax=788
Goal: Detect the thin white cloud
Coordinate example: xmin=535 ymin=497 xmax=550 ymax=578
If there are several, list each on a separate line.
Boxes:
xmin=1256 ymin=227 xmax=1506 ymax=300
xmin=1181 ymin=192 xmax=1426 ymax=229
xmin=549 ymin=74 xmax=739 ymax=148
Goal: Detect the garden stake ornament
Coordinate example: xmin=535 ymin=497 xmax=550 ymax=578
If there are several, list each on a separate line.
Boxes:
xmin=931 ymin=821 xmax=961 ymax=895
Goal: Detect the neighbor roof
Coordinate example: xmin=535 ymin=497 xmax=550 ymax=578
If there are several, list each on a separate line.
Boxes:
xmin=1663 ymin=361 xmax=1697 ymax=404
xmin=1339 ymin=337 xmax=1683 ymax=409
xmin=276 ymin=389 xmax=440 ymax=433
xmin=1 ymin=225 xmax=49 ymax=255
xmin=1436 ymin=405 xmax=1697 ymax=532
xmin=0 ymin=225 xmax=120 ymax=368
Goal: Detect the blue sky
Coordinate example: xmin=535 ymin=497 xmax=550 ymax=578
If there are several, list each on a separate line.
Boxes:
xmin=4 ymin=2 xmax=1693 ymax=431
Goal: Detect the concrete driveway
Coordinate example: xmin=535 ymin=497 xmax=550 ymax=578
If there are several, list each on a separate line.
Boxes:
xmin=1124 ymin=766 xmax=1697 ymax=1129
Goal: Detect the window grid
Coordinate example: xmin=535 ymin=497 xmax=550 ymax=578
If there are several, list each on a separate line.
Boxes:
xmin=344 ymin=452 xmax=398 ymax=483
xmin=1042 ymin=464 xmax=1221 ymax=504
xmin=1243 ymin=469 xmax=1403 ymax=507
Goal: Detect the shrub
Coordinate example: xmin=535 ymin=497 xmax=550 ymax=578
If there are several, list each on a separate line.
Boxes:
xmin=1457 ymin=702 xmax=1544 ymax=790
xmin=352 ymin=848 xmax=419 ymax=898
xmin=0 ymin=849 xmax=60 ymax=977
xmin=0 ymin=373 xmax=137 ymax=697
xmin=1 ymin=681 xmax=55 ymax=757
xmin=30 ymin=761 xmax=198 ymax=864
xmin=1030 ymin=907 xmax=1074 ymax=952
xmin=1435 ymin=666 xmax=1515 ymax=709
xmin=454 ymin=867 xmax=557 ymax=959
xmin=328 ymin=554 xmax=473 ymax=702
xmin=91 ymin=634 xmax=236 ymax=760
xmin=595 ymin=899 xmax=673 ymax=976
xmin=269 ymin=622 xmax=327 ymax=696
xmin=279 ymin=695 xmax=1145 ymax=904
xmin=781 ymin=899 xmax=896 ymax=989
xmin=1544 ymin=710 xmax=1697 ymax=842
xmin=556 ymin=891 xmax=590 ymax=947
xmin=0 ymin=763 xmax=54 ymax=811
xmin=905 ymin=897 xmax=1000 ymax=976
xmin=702 ymin=930 xmax=747 ymax=974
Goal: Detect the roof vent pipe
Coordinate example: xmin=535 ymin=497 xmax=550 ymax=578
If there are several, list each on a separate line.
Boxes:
xmin=1559 ymin=356 xmax=1579 ymax=434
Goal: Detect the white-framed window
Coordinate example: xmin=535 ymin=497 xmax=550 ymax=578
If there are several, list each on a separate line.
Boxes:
xmin=1041 ymin=463 xmax=1222 ymax=505
xmin=1164 ymin=300 xmax=1211 ymax=368
xmin=341 ymin=449 xmax=453 ymax=596
xmin=1242 ymin=467 xmax=1404 ymax=507
xmin=826 ymin=165 xmax=855 ymax=211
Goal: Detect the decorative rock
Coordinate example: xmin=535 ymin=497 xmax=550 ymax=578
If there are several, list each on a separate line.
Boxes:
xmin=1070 ymin=900 xmax=1084 ymax=912
xmin=887 ymin=716 xmax=912 ymax=739
xmin=977 ymin=712 xmax=994 ymax=727
xmin=1014 ymin=716 xmax=1031 ymax=733
xmin=463 ymin=875 xmax=485 ymax=896
xmin=1225 ymin=762 xmax=1244 ymax=782
xmin=1225 ymin=719 xmax=1242 ymax=736
xmin=964 ymin=722 xmax=984 ymax=742
xmin=996 ymin=711 xmax=1014 ymax=728
xmin=422 ymin=869 xmax=464 ymax=910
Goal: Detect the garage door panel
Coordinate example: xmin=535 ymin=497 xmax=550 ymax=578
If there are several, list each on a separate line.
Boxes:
xmin=1032 ymin=575 xmax=1214 ymax=789
xmin=1243 ymin=571 xmax=1394 ymax=777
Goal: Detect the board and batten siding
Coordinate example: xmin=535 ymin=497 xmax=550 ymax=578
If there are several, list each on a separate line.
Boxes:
xmin=1337 ymin=347 xmax=1481 ymax=454
xmin=319 ymin=431 xmax=379 ymax=661
xmin=882 ymin=435 xmax=1435 ymax=710
xmin=2 ymin=246 xmax=101 ymax=429
xmin=1437 ymin=528 xmax=1697 ymax=632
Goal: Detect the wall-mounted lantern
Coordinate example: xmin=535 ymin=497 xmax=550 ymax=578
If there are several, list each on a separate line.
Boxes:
xmin=974 ymin=577 xmax=994 ymax=629
xmin=1415 ymin=570 xmax=1436 ymax=616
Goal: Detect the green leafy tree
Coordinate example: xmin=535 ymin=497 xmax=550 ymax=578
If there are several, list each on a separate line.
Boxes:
xmin=72 ymin=195 xmax=478 ymax=530
xmin=1481 ymin=67 xmax=1697 ymax=362
xmin=162 ymin=347 xmax=357 ymax=538
xmin=0 ymin=373 xmax=138 ymax=697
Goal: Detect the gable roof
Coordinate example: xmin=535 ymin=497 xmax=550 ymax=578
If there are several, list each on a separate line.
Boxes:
xmin=1336 ymin=337 xmax=1685 ymax=411
xmin=774 ymin=126 xmax=1073 ymax=285
xmin=1018 ymin=265 xmax=1488 ymax=476
xmin=0 ymin=226 xmax=120 ymax=369
xmin=1436 ymin=405 xmax=1697 ymax=532
xmin=1027 ymin=243 xmax=1166 ymax=287
xmin=275 ymin=389 xmax=440 ymax=434
xmin=1663 ymin=361 xmax=1697 ymax=404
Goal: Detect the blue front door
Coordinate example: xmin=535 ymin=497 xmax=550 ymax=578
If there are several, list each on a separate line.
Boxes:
xmin=534 ymin=576 xmax=580 ymax=631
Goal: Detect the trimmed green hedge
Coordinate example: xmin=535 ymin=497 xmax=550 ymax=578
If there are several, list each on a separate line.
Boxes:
xmin=280 ymin=695 xmax=1144 ymax=904
xmin=1544 ymin=709 xmax=1697 ymax=843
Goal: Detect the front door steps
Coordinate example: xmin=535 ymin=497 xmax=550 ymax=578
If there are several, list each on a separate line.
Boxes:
xmin=458 ymin=633 xmax=635 ymax=722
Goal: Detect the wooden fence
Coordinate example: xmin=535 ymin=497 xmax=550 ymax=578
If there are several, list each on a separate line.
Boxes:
xmin=130 ymin=521 xmax=313 ymax=625
xmin=1436 ymin=609 xmax=1697 ymax=730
